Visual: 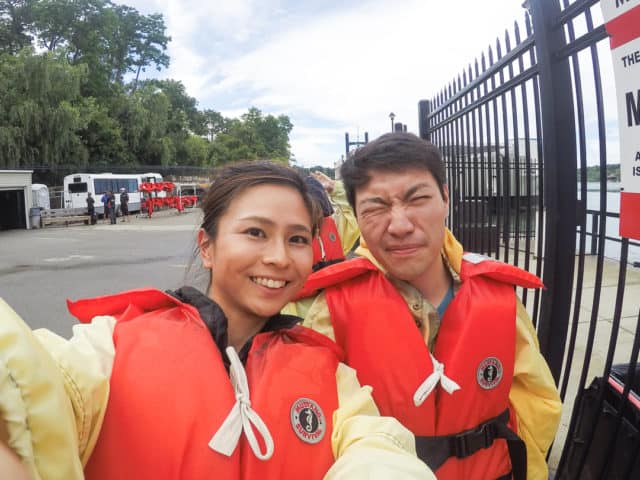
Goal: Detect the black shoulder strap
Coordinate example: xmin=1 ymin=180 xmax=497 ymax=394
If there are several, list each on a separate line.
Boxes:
xmin=414 ymin=409 xmax=527 ymax=479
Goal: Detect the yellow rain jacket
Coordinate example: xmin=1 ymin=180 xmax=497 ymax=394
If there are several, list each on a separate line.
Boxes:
xmin=299 ymin=229 xmax=562 ymax=479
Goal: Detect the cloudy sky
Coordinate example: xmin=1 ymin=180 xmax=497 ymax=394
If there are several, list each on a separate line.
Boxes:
xmin=116 ymin=1 xmax=536 ymax=167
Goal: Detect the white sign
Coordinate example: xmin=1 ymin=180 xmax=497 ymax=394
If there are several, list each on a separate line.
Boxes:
xmin=602 ymin=0 xmax=640 ymax=239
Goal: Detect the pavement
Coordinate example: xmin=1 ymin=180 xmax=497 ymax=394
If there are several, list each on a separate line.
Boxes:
xmin=0 ymin=208 xmax=203 ymax=336
xmin=546 ymin=255 xmax=640 ymax=470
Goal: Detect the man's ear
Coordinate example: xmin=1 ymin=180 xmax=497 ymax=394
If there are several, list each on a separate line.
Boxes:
xmin=442 ymin=184 xmax=450 ymax=208
xmin=197 ymin=229 xmax=214 ymax=269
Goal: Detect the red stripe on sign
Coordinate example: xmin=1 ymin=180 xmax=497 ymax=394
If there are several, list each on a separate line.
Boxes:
xmin=605 ymin=3 xmax=640 ymax=49
xmin=620 ymin=191 xmax=640 ymax=240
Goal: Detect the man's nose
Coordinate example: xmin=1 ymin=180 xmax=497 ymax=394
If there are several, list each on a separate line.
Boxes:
xmin=387 ymin=206 xmax=415 ymax=236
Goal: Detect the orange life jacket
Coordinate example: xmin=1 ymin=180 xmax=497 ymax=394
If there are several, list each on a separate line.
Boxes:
xmin=312 ymin=216 xmax=345 ymax=271
xmin=68 ymin=289 xmax=342 ymax=480
xmin=298 ymin=255 xmax=543 ymax=480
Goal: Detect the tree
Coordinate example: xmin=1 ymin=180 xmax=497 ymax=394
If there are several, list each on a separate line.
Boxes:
xmin=129 ymin=12 xmax=169 ymax=92
xmin=0 ymin=50 xmax=91 ymax=168
xmin=29 ymin=0 xmax=170 ymax=97
xmin=183 ymin=135 xmax=209 ymax=166
xmin=31 ymin=0 xmax=77 ymax=51
xmin=0 ymin=0 xmax=36 ymax=54
xmin=209 ymin=107 xmax=293 ymax=164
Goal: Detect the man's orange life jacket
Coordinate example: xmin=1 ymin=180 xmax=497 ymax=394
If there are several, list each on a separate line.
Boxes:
xmin=298 ymin=255 xmax=543 ymax=480
xmin=68 ymin=289 xmax=342 ymax=480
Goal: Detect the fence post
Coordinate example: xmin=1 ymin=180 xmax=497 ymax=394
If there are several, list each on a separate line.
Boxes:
xmin=528 ymin=0 xmax=577 ymax=382
xmin=418 ymin=100 xmax=431 ymax=140
xmin=590 ymin=212 xmax=599 ymax=255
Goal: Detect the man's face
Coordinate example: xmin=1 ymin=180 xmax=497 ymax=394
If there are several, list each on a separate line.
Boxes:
xmin=355 ymin=167 xmax=449 ymax=286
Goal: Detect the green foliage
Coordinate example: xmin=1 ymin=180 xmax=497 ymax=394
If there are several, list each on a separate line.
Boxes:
xmin=183 ymin=135 xmax=209 ymax=166
xmin=0 ymin=50 xmax=90 ymax=168
xmin=578 ymin=164 xmax=621 ymax=182
xmin=209 ymin=107 xmax=293 ymax=164
xmin=0 ymin=1 xmax=296 ymax=171
xmin=0 ymin=0 xmax=36 ymax=54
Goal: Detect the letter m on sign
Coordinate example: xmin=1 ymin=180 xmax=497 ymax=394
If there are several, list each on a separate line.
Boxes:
xmin=627 ymin=90 xmax=640 ymax=127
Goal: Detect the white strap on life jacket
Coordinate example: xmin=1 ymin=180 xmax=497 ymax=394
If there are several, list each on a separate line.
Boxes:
xmin=208 ymin=346 xmax=274 ymax=460
xmin=413 ymin=353 xmax=461 ymax=406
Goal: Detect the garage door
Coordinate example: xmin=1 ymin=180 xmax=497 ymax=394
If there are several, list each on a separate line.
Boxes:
xmin=0 ymin=189 xmax=26 ymax=230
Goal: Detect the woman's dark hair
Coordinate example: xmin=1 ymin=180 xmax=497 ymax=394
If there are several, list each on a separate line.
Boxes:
xmin=200 ymin=160 xmax=323 ymax=239
xmin=340 ymin=132 xmax=447 ymax=213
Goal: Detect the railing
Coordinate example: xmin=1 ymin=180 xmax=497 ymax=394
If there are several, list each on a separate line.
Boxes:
xmin=419 ymin=0 xmax=640 ymax=477
xmin=587 ymin=209 xmax=640 ymax=263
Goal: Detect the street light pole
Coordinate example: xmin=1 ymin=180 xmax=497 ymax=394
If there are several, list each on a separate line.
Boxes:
xmin=389 ymin=112 xmax=395 ymax=132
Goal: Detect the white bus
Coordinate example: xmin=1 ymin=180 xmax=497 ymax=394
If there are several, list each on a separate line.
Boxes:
xmin=63 ymin=172 xmax=163 ymax=215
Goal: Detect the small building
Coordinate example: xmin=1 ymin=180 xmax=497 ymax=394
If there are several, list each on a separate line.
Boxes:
xmin=0 ymin=170 xmax=34 ymax=230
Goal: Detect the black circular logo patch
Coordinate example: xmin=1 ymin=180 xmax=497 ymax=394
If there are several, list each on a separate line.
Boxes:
xmin=477 ymin=357 xmax=503 ymax=390
xmin=290 ymin=398 xmax=326 ymax=444
xmin=328 ymin=232 xmax=337 ymax=242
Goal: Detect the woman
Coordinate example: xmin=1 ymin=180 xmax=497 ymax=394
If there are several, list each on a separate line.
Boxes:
xmin=0 ymin=161 xmax=433 ymax=480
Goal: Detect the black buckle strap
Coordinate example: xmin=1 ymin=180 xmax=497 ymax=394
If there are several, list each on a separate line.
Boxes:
xmin=449 ymin=413 xmax=501 ymax=459
xmin=415 ymin=409 xmax=526 ymax=479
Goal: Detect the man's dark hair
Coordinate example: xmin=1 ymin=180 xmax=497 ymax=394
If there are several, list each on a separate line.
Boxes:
xmin=340 ymin=132 xmax=447 ymax=212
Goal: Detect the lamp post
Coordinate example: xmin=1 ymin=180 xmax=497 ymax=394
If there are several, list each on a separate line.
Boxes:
xmin=389 ymin=112 xmax=395 ymax=132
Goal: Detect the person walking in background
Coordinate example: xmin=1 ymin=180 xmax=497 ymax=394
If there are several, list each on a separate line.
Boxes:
xmin=295 ymin=132 xmax=562 ymax=480
xmin=0 ymin=161 xmax=434 ymax=480
xmin=119 ymin=188 xmax=129 ymax=222
xmin=86 ymin=192 xmax=96 ymax=225
xmin=108 ymin=190 xmax=117 ymax=224
xmin=101 ymin=191 xmax=110 ymax=223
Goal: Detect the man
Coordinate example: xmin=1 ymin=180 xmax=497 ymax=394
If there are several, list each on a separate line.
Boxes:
xmin=119 ymin=188 xmax=129 ymax=222
xmin=101 ymin=191 xmax=110 ymax=224
xmin=108 ymin=190 xmax=117 ymax=225
xmin=296 ymin=132 xmax=561 ymax=480
xmin=86 ymin=192 xmax=96 ymax=225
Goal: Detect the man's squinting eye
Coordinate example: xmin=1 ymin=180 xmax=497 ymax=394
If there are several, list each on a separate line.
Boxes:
xmin=360 ymin=205 xmax=386 ymax=217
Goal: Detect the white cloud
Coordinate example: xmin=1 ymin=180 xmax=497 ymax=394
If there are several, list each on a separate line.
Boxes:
xmin=119 ymin=1 xmax=550 ymax=167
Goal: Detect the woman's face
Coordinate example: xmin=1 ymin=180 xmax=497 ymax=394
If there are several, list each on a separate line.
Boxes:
xmin=199 ymin=184 xmax=314 ymax=326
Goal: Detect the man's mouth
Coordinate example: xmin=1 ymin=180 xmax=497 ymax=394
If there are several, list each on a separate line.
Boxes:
xmin=387 ymin=244 xmax=422 ymax=253
xmin=251 ymin=277 xmax=288 ymax=289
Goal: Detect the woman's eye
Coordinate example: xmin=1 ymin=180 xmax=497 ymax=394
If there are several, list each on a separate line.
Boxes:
xmin=290 ymin=235 xmax=310 ymax=245
xmin=245 ymin=228 xmax=265 ymax=238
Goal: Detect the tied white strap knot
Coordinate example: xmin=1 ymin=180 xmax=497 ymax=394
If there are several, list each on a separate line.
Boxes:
xmin=413 ymin=353 xmax=461 ymax=406
xmin=208 ymin=347 xmax=274 ymax=460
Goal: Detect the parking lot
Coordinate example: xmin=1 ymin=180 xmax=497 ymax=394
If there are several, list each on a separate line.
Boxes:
xmin=0 ymin=209 xmax=202 ymax=337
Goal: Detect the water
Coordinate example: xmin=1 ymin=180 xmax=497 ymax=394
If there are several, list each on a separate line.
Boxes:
xmin=583 ymin=182 xmax=640 ymax=265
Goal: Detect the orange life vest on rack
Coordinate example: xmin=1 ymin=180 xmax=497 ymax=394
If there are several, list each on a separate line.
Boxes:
xmin=311 ymin=216 xmax=345 ymax=271
xmin=298 ymin=254 xmax=544 ymax=480
xmin=67 ymin=289 xmax=341 ymax=480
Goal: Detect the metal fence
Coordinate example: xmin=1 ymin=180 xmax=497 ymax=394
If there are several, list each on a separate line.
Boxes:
xmin=419 ymin=0 xmax=640 ymax=477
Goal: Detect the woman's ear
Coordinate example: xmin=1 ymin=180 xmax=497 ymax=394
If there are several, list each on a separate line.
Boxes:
xmin=197 ymin=229 xmax=214 ymax=269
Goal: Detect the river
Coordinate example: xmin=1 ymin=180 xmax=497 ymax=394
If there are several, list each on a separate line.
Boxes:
xmin=584 ymin=182 xmax=640 ymax=265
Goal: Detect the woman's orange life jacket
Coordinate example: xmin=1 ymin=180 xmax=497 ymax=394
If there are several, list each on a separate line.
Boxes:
xmin=67 ymin=289 xmax=342 ymax=480
xmin=297 ymin=255 xmax=543 ymax=480
xmin=312 ymin=216 xmax=345 ymax=271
